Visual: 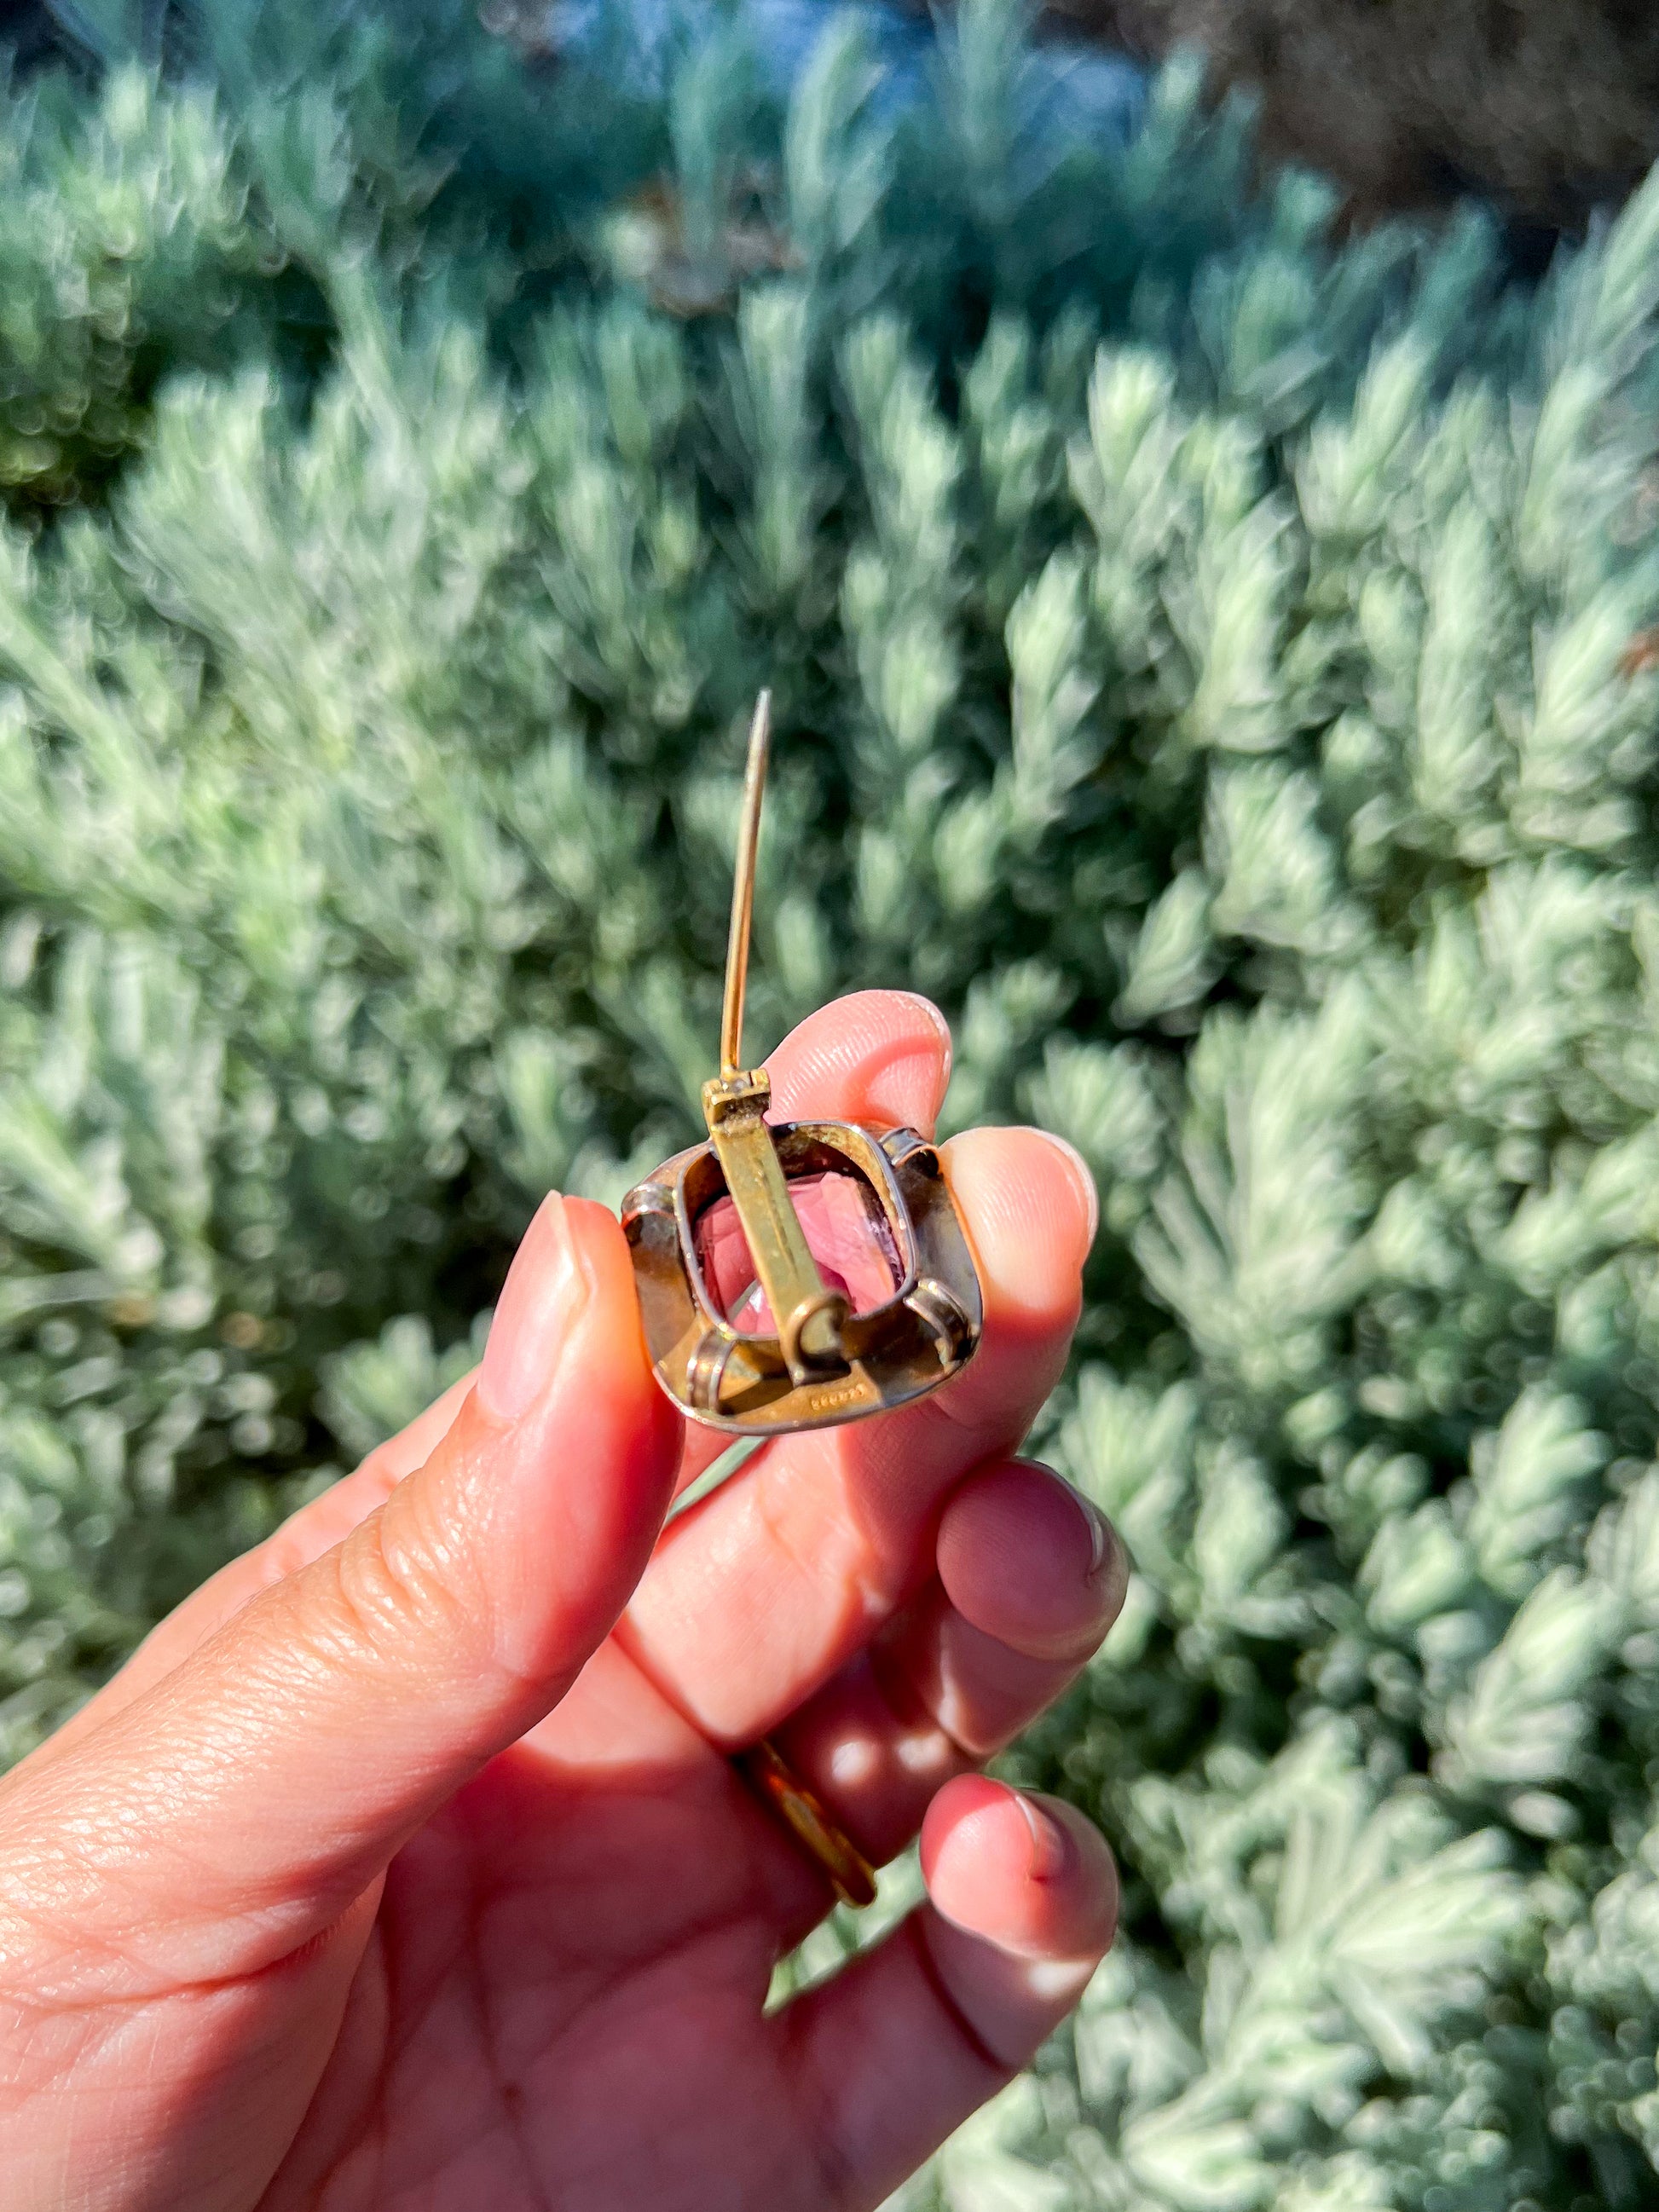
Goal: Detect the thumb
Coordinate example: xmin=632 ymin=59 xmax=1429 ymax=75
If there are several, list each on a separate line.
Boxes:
xmin=0 ymin=1193 xmax=679 ymax=1984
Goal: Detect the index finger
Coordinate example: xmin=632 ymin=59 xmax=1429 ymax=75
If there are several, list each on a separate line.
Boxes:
xmin=766 ymin=988 xmax=953 ymax=1129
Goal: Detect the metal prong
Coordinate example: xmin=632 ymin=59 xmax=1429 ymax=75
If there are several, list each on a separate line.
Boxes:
xmin=720 ymin=690 xmax=771 ymax=1080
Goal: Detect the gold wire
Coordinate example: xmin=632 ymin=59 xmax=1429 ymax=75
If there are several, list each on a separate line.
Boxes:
xmin=720 ymin=690 xmax=772 ymax=1078
xmin=738 ymin=1737 xmax=878 ymax=1909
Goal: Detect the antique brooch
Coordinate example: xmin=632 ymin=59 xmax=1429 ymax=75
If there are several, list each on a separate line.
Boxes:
xmin=622 ymin=693 xmax=983 ymax=1435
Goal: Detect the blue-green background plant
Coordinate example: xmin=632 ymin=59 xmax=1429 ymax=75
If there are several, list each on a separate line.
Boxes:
xmin=3 ymin=3 xmax=1659 ymax=2203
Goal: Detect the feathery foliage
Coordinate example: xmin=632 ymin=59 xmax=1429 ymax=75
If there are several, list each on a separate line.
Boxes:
xmin=3 ymin=4 xmax=1659 ymax=2204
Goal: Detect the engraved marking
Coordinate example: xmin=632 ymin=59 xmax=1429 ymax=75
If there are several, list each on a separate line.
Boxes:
xmin=804 ymin=1376 xmax=876 ymax=1415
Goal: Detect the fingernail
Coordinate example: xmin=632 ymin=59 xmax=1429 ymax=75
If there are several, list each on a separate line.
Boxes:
xmin=894 ymin=991 xmax=953 ymax=1089
xmin=1014 ymin=1791 xmax=1072 ymax=1882
xmin=477 ymin=1194 xmax=592 ymax=1424
xmin=1068 ymin=1485 xmax=1113 ymax=1584
xmin=1038 ymin=1134 xmax=1099 ymax=1249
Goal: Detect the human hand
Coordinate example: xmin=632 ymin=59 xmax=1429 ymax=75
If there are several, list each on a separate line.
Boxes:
xmin=0 ymin=991 xmax=1124 ymax=2212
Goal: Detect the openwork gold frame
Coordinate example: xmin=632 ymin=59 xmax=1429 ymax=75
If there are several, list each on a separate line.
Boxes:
xmin=621 ymin=693 xmax=984 ymax=1435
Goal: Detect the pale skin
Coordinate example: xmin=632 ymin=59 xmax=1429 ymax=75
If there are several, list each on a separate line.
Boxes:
xmin=0 ymin=991 xmax=1126 ymax=2212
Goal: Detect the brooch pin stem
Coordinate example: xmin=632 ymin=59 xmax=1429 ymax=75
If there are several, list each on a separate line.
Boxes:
xmin=702 ymin=693 xmax=848 ymax=1381
xmin=718 ymin=689 xmax=769 ymax=1083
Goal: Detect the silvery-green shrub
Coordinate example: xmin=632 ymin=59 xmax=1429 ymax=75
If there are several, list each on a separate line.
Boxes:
xmin=3 ymin=3 xmax=1659 ymax=2203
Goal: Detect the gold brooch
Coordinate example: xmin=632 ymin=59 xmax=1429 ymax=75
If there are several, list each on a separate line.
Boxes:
xmin=622 ymin=694 xmax=983 ymax=1435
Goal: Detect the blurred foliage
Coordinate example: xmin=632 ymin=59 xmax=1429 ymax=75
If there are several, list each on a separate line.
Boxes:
xmin=3 ymin=3 xmax=1659 ymax=2205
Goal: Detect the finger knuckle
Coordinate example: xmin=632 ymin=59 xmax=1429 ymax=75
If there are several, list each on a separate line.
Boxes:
xmin=309 ymin=1487 xmax=480 ymax=1682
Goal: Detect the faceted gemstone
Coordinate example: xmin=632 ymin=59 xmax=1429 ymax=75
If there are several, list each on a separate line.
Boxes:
xmin=695 ymin=1169 xmax=902 ymax=1334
